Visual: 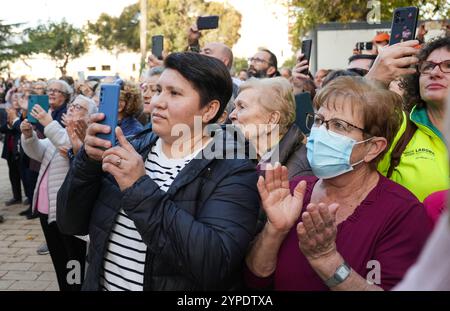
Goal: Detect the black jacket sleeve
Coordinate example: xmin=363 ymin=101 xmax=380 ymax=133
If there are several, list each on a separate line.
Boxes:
xmin=121 ymin=162 xmax=259 ymax=289
xmin=56 ymin=146 xmax=103 ymax=235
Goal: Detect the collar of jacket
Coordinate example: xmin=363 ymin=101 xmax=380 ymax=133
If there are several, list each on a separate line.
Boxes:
xmin=260 ymin=123 xmax=305 ymax=165
xmin=410 ymin=105 xmax=444 ymax=142
xmin=127 ymin=123 xmax=256 ymax=193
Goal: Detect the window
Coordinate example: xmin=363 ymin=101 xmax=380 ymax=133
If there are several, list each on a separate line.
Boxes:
xmin=132 ymin=64 xmax=136 ymax=71
xmin=87 ymin=66 xmax=96 ymax=71
xmin=102 ymin=65 xmax=111 ymax=71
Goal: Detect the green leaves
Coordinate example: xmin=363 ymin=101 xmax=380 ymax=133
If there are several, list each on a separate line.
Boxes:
xmin=287 ymin=0 xmax=450 ymax=51
xmin=88 ymin=0 xmax=242 ymax=53
xmin=23 ymin=20 xmax=89 ymax=75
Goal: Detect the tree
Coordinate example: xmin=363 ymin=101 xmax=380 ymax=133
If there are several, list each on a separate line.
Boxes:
xmin=233 ymin=57 xmax=248 ymax=73
xmin=23 ymin=20 xmax=89 ymax=76
xmin=0 ymin=21 xmax=22 ymax=72
xmin=287 ymin=0 xmax=450 ymax=51
xmin=88 ymin=0 xmax=242 ymax=53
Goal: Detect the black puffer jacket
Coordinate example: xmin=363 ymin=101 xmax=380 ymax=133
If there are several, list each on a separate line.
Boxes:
xmin=56 ymin=126 xmax=259 ymax=291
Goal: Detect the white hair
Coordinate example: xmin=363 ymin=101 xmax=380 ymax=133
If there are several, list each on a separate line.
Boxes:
xmin=47 ymin=79 xmax=73 ymax=96
xmin=74 ymin=94 xmax=98 ymax=115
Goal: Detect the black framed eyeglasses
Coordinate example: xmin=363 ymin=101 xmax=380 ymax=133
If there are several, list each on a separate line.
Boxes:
xmin=248 ymin=57 xmax=272 ymax=66
xmin=418 ymin=60 xmax=450 ymax=75
xmin=306 ymin=113 xmax=369 ymax=136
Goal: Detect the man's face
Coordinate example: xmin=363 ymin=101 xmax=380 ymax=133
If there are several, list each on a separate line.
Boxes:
xmin=248 ymin=51 xmax=273 ymax=78
xmin=200 ymin=43 xmax=229 ymax=68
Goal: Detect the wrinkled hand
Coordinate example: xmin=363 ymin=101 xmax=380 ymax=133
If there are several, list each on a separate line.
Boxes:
xmin=75 ymin=118 xmax=88 ymax=141
xmin=6 ymin=108 xmax=18 ymax=126
xmin=66 ymin=119 xmax=83 ymax=155
xmin=147 ymin=54 xmax=164 ymax=68
xmin=257 ymin=163 xmax=307 ymax=234
xmin=102 ymin=127 xmax=146 ymax=191
xmin=20 ymin=119 xmax=33 ymax=138
xmin=297 ymin=202 xmax=339 ymax=261
xmin=188 ymin=24 xmax=201 ymax=46
xmin=366 ymin=40 xmax=420 ymax=86
xmin=84 ymin=113 xmax=113 ymax=161
xmin=30 ymin=104 xmax=52 ymax=127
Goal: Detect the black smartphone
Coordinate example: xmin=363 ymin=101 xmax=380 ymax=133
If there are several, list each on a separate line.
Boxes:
xmin=197 ymin=15 xmax=219 ymax=30
xmin=152 ymin=35 xmax=164 ymax=60
xmin=300 ymin=39 xmax=312 ymax=75
xmin=294 ymin=92 xmax=314 ymax=135
xmin=389 ymin=6 xmax=419 ymax=45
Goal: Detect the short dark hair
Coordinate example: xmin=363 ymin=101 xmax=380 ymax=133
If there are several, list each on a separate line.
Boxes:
xmin=260 ymin=48 xmax=278 ymax=73
xmin=348 ymin=54 xmax=377 ymax=64
xmin=164 ymin=52 xmax=233 ymax=123
xmin=321 ymin=69 xmax=360 ymax=87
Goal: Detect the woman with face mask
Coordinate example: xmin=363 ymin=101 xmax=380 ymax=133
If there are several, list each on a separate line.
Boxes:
xmin=245 ymin=76 xmax=432 ymax=291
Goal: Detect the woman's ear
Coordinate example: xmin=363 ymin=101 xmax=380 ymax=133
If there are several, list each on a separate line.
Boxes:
xmin=202 ymin=100 xmax=221 ymax=124
xmin=268 ymin=110 xmax=281 ymax=125
xmin=118 ymin=100 xmax=126 ymax=113
xmin=364 ymin=137 xmax=387 ymax=162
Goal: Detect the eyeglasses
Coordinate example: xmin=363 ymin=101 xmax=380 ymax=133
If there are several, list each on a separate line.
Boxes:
xmin=68 ymin=103 xmax=87 ymax=111
xmin=306 ymin=113 xmax=368 ymax=135
xmin=248 ymin=57 xmax=272 ymax=66
xmin=140 ymin=83 xmax=158 ymax=93
xmin=47 ymin=88 xmax=65 ymax=94
xmin=418 ymin=60 xmax=450 ymax=74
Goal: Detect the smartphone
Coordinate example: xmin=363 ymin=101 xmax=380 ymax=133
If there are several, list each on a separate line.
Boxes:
xmin=300 ymin=39 xmax=312 ymax=75
xmin=27 ymin=95 xmax=49 ymax=124
xmin=356 ymin=42 xmax=373 ymax=51
xmin=96 ymin=80 xmax=122 ymax=146
xmin=389 ymin=7 xmax=419 ymax=45
xmin=78 ymin=71 xmax=85 ymax=83
xmin=152 ymin=35 xmax=164 ymax=60
xmin=294 ymin=92 xmax=314 ymax=135
xmin=197 ymin=15 xmax=219 ymax=30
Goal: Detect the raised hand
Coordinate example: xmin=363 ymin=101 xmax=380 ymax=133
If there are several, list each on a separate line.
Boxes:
xmin=257 ymin=163 xmax=307 ymax=234
xmin=297 ymin=202 xmax=339 ymax=261
xmin=20 ymin=119 xmax=33 ymax=139
xmin=30 ymin=104 xmax=52 ymax=127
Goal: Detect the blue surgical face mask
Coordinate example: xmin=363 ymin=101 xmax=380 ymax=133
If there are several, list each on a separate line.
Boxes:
xmin=306 ymin=126 xmax=372 ymax=179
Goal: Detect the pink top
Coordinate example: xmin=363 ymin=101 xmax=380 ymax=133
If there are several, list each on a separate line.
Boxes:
xmin=37 ymin=168 xmax=50 ymax=215
xmin=423 ymin=190 xmax=448 ymax=228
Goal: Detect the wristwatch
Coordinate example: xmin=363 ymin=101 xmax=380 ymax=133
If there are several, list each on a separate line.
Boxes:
xmin=324 ymin=261 xmax=351 ymax=288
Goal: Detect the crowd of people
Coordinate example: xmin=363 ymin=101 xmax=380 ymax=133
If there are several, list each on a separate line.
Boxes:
xmin=0 ymin=25 xmax=449 ymax=291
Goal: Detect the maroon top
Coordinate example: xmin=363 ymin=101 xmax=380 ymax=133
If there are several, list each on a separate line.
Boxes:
xmin=245 ymin=174 xmax=432 ymax=290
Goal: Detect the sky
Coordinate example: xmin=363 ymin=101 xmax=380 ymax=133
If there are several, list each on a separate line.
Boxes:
xmin=1 ymin=0 xmax=293 ymax=63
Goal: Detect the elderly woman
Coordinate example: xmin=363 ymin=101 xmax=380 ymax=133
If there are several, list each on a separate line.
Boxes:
xmin=56 ymin=52 xmax=260 ymax=291
xmin=230 ymin=77 xmax=311 ymax=179
xmin=79 ymin=80 xmax=99 ymax=98
xmin=139 ymin=66 xmax=164 ymax=127
xmin=245 ymin=76 xmax=431 ymax=291
xmin=369 ymin=36 xmax=449 ymax=202
xmin=20 ymin=95 xmax=97 ymax=291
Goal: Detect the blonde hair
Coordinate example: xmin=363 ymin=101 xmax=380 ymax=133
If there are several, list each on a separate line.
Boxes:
xmin=120 ymin=80 xmax=143 ymax=117
xmin=314 ymin=76 xmax=404 ymax=167
xmin=238 ymin=77 xmax=296 ymax=136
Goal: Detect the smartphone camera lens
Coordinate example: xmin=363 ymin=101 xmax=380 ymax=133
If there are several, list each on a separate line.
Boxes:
xmin=395 ymin=11 xmax=401 ymax=17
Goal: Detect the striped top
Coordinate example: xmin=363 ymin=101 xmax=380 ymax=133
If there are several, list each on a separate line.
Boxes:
xmin=101 ymin=138 xmax=195 ymax=291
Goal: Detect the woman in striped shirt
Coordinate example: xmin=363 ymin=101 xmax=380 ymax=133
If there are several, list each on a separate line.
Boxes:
xmin=57 ymin=52 xmax=260 ymax=291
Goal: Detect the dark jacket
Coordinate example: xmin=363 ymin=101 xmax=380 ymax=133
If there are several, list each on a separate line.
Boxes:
xmin=119 ymin=116 xmax=144 ymax=136
xmin=259 ymin=124 xmax=312 ymax=179
xmin=0 ymin=118 xmax=21 ymax=160
xmin=57 ymin=126 xmax=260 ymax=291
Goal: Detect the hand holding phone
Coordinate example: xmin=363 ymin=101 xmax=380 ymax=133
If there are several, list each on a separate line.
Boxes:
xmin=27 ymin=95 xmax=49 ymax=124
